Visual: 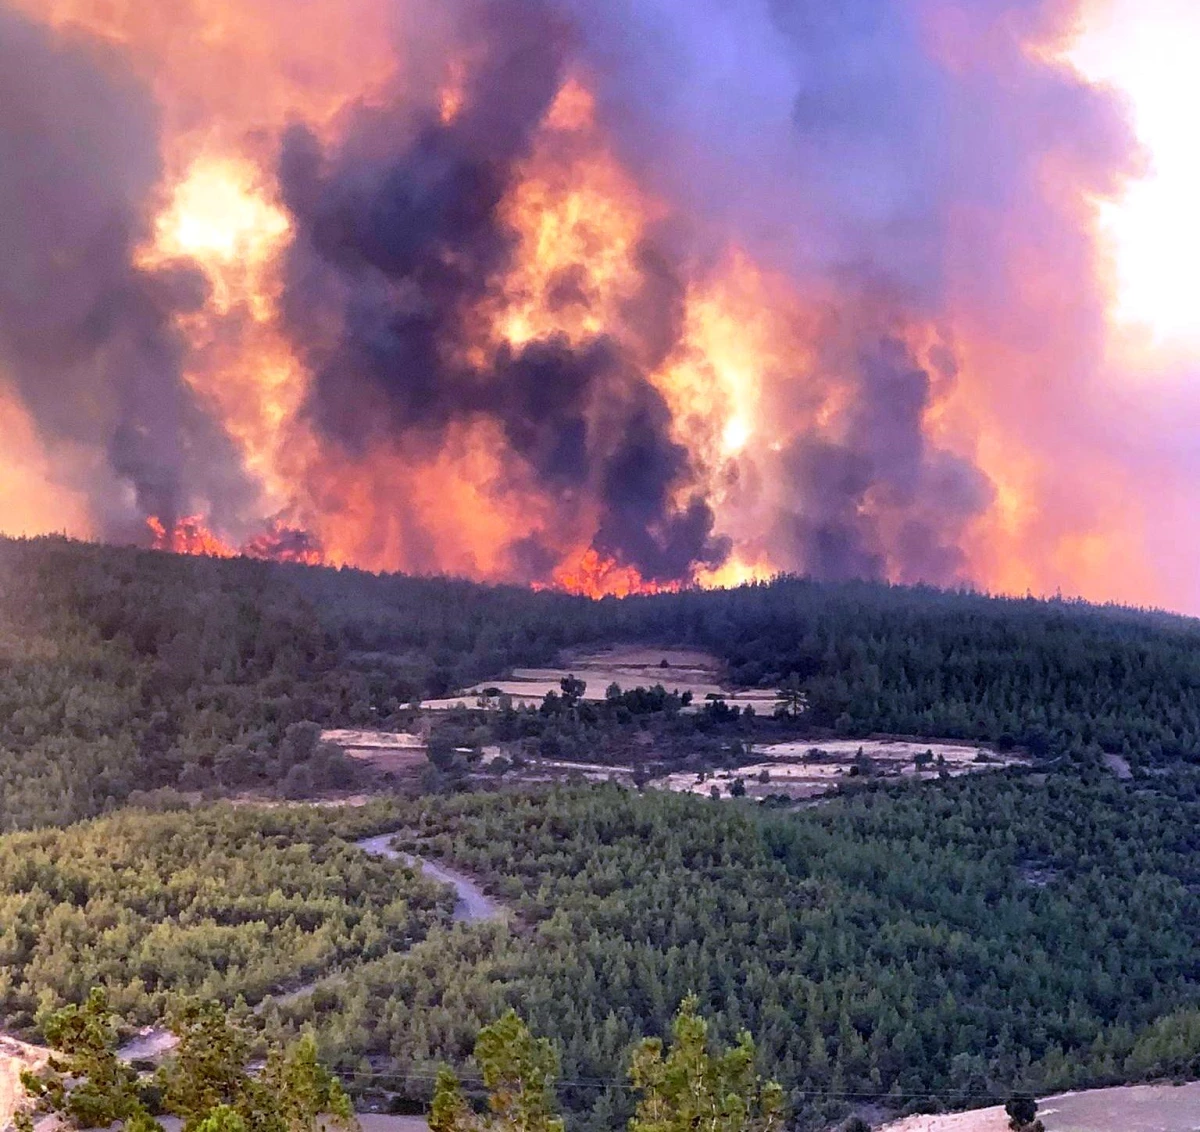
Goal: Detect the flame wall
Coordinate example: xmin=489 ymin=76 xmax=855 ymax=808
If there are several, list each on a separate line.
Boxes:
xmin=0 ymin=0 xmax=1188 ymax=605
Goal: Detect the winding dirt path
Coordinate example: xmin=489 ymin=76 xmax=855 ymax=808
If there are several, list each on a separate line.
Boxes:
xmin=354 ymin=831 xmax=504 ymax=923
xmin=109 ymin=829 xmax=503 ymax=1067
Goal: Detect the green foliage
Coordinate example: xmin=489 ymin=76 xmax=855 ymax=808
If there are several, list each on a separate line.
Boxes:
xmin=628 ymin=997 xmax=784 ymax=1132
xmin=257 ymin=1034 xmax=356 ymax=1132
xmin=16 ymin=988 xmax=147 ymax=1132
xmin=0 ymin=804 xmax=448 ymax=1028
xmin=165 ymin=1000 xmax=255 ymax=1131
xmin=772 ymin=675 xmax=806 ymax=721
xmin=270 ymin=776 xmax=1200 ymax=1126
xmin=20 ymin=991 xmax=356 ymax=1132
xmin=2 ymin=776 xmax=1200 ymax=1126
xmin=7 ymin=535 xmax=1200 ymax=830
xmin=9 ymin=536 xmax=1200 ymax=1129
xmin=431 ymin=1010 xmax=565 ymax=1132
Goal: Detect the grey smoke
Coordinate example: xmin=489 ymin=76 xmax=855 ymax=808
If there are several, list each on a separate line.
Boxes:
xmin=278 ymin=0 xmax=729 ymax=583
xmin=0 ymin=5 xmax=252 ymax=536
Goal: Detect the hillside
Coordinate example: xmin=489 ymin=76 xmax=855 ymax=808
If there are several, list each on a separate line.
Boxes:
xmin=3 ymin=536 xmax=1200 ymax=828
xmin=2 ymin=536 xmax=1200 ymax=1128
xmin=2 ymin=781 xmax=1199 ymax=1129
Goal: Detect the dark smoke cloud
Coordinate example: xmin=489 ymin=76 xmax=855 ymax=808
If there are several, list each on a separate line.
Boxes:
xmin=0 ymin=5 xmax=253 ymax=536
xmin=550 ymin=0 xmax=1135 ymax=582
xmin=279 ymin=0 xmax=728 ymax=582
xmin=3 ymin=0 xmax=1140 ymax=590
xmin=779 ymin=336 xmax=992 ymax=584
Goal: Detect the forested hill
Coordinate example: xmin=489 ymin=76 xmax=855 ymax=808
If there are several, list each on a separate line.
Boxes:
xmin=2 ymin=534 xmax=1200 ymax=828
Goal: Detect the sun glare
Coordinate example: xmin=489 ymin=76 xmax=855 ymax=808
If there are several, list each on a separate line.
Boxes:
xmin=1070 ymin=0 xmax=1200 ymax=349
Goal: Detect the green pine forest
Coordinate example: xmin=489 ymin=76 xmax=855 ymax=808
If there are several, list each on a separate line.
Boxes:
xmin=2 ymin=534 xmax=1200 ymax=1127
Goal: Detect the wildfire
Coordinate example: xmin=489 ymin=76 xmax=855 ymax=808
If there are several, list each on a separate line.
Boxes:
xmin=545 ymin=548 xmax=682 ymax=600
xmin=147 ymin=516 xmax=237 ymax=558
xmin=147 ymin=515 xmax=324 ymax=565
xmin=6 ymin=0 xmax=1188 ymax=610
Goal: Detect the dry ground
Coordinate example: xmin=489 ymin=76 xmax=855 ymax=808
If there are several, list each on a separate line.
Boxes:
xmin=653 ymin=738 xmax=1023 ymax=800
xmin=877 ymin=1081 xmax=1200 ymax=1132
xmin=321 ymin=729 xmax=429 ymax=774
xmin=421 ymin=645 xmax=778 ymax=711
xmin=0 ymin=1034 xmax=47 ymax=1131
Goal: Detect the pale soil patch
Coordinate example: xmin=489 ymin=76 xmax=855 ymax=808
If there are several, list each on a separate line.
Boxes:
xmin=422 ymin=646 xmax=779 ymax=711
xmin=526 ymin=758 xmax=639 ymax=784
xmin=0 ymin=1033 xmax=48 ymax=1131
xmin=758 ymin=739 xmax=999 ymax=764
xmin=358 ymin=1117 xmax=429 ymax=1132
xmin=877 ymin=1081 xmax=1200 ymax=1132
xmin=1103 ymin=752 xmax=1133 ymax=780
xmin=877 ymin=1107 xmax=1008 ymax=1132
xmin=322 ymin=730 xmax=425 ymax=750
xmin=117 ymin=1027 xmax=178 ymax=1062
xmin=321 ymin=730 xmax=428 ymax=774
xmin=227 ymin=793 xmax=379 ymax=809
xmin=653 ymin=738 xmax=1023 ymax=800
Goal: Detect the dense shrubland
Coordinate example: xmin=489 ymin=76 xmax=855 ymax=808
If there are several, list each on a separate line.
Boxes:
xmin=4 ymin=536 xmax=1200 ymax=827
xmin=271 ymin=777 xmax=1200 ymax=1126
xmin=5 ymin=775 xmax=1189 ymax=1126
xmin=5 ymin=536 xmax=1200 ymax=1127
xmin=0 ymin=804 xmax=445 ymax=1030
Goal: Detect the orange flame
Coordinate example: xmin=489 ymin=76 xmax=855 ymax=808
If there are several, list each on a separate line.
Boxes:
xmin=543 ymin=548 xmax=682 ymax=600
xmin=147 ymin=515 xmax=238 ymax=558
xmin=4 ymin=0 xmax=1183 ymax=610
xmin=147 ymin=515 xmax=323 ymax=565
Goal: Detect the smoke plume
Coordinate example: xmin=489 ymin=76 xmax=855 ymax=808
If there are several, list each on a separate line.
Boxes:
xmin=3 ymin=0 xmax=1189 ymax=606
xmin=0 ymin=6 xmax=254 ymax=538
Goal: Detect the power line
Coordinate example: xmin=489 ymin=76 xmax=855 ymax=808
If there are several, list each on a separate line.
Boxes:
xmin=335 ymin=1069 xmax=1047 ymax=1103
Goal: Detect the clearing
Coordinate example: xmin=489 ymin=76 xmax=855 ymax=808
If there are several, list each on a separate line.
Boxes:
xmin=653 ymin=738 xmax=1024 ymax=800
xmin=321 ymin=729 xmax=428 ymax=774
xmin=877 ymin=1081 xmax=1200 ymax=1132
xmin=421 ymin=645 xmax=778 ymax=711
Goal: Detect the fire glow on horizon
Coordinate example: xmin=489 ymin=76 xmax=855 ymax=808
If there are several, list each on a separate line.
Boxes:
xmin=2 ymin=0 xmax=1199 ymax=607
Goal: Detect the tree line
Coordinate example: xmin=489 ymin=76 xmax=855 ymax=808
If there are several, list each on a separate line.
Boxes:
xmin=5 ymin=535 xmax=1200 ymax=827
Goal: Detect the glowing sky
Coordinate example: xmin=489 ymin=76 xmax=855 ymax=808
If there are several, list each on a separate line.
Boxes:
xmin=1070 ymin=0 xmax=1200 ymax=352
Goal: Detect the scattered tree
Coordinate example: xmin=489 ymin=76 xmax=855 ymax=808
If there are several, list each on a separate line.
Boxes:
xmin=1005 ymin=1095 xmax=1041 ymax=1131
xmin=430 ymin=1011 xmax=564 ymax=1132
xmin=628 ymin=996 xmax=785 ymax=1132
xmin=18 ymin=993 xmax=356 ymax=1132
xmin=773 ymin=675 xmax=807 ymax=720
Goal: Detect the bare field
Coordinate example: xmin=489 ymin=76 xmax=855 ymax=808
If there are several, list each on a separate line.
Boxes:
xmin=422 ymin=645 xmax=778 ymax=711
xmin=758 ymin=739 xmax=998 ymax=764
xmin=654 ymin=738 xmax=1022 ymax=800
xmin=321 ymin=729 xmax=428 ymax=773
xmin=878 ymin=1081 xmax=1200 ymax=1132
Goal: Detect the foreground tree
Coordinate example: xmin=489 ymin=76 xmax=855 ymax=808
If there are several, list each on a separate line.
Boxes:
xmin=1005 ymin=1095 xmax=1042 ymax=1132
xmin=430 ymin=1010 xmax=564 ymax=1132
xmin=17 ymin=991 xmax=355 ymax=1132
xmin=431 ymin=999 xmax=784 ymax=1132
xmin=629 ymin=997 xmax=785 ymax=1132
xmin=16 ymin=989 xmax=150 ymax=1132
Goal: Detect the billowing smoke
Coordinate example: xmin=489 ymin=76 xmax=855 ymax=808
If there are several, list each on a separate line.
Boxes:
xmin=276 ymin=0 xmax=728 ymax=583
xmin=0 ymin=6 xmax=254 ymax=538
xmin=777 ymin=336 xmax=992 ymax=584
xmin=0 ymin=0 xmax=1178 ymax=604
